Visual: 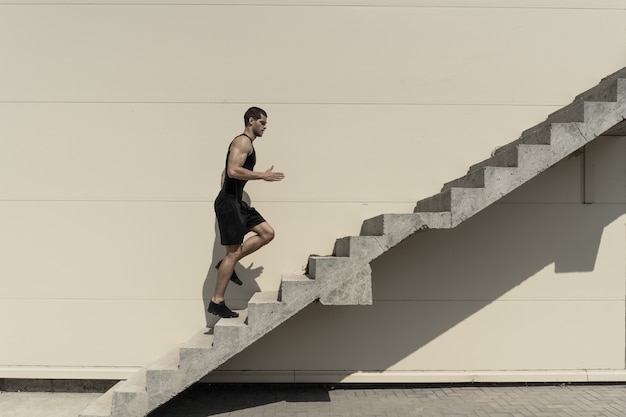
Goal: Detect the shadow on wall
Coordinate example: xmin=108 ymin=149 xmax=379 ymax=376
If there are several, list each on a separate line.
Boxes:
xmin=202 ymin=191 xmax=263 ymax=327
xmin=213 ymin=162 xmax=625 ymax=374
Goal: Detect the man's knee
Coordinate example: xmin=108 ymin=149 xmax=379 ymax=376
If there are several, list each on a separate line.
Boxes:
xmin=258 ymin=224 xmax=275 ymax=244
xmin=225 ymin=245 xmax=243 ymax=261
xmin=265 ymin=228 xmax=275 ymax=243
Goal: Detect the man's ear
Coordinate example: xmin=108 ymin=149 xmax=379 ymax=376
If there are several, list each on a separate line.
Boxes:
xmin=247 ymin=116 xmax=255 ymax=126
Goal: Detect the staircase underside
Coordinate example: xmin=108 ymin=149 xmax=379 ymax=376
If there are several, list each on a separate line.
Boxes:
xmin=79 ymin=67 xmax=626 ymax=417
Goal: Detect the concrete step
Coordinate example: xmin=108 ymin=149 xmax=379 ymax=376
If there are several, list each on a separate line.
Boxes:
xmin=278 ymin=274 xmax=317 ymax=303
xmin=307 ymin=256 xmax=373 ymax=305
xmin=213 ymin=309 xmax=250 ymax=350
xmin=110 ymin=370 xmax=148 ymax=417
xmin=248 ymin=289 xmax=317 ymax=335
xmin=414 ymin=187 xmax=484 ymax=214
xmin=489 ymin=77 xmax=626 ymax=162
xmin=415 ymin=187 xmax=500 ymax=227
xmin=443 ymin=165 xmax=529 ymax=192
xmin=545 ymin=69 xmax=625 ymax=125
xmin=546 ymin=100 xmax=585 ymax=124
xmin=469 ymin=145 xmax=519 ymax=172
xmin=360 ymin=213 xmax=452 ymax=237
xmin=146 ymin=348 xmax=180 ymax=410
xmin=490 ymin=117 xmax=583 ymax=163
xmin=306 ymin=256 xmax=351 ymax=280
xmin=333 ymin=235 xmax=391 ymax=261
xmin=442 ymin=167 xmax=489 ymax=190
xmin=178 ymin=329 xmax=216 ymax=386
xmin=575 ymin=67 xmax=626 ymax=102
xmin=79 ymin=387 xmax=114 ymax=417
xmin=247 ymin=291 xmax=281 ymax=331
xmin=582 ymin=101 xmax=624 ymax=137
xmin=448 ymin=143 xmax=552 ymax=192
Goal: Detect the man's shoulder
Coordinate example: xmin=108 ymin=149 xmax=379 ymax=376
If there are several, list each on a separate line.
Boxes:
xmin=231 ymin=135 xmax=253 ymax=153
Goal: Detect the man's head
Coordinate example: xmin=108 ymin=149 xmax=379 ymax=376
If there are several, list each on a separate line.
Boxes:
xmin=244 ymin=107 xmax=268 ymax=137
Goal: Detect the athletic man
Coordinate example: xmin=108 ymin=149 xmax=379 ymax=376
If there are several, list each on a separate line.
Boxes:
xmin=209 ymin=107 xmax=285 ymax=318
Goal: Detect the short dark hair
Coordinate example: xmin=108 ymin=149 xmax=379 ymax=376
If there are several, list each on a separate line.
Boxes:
xmin=244 ymin=107 xmax=267 ymax=126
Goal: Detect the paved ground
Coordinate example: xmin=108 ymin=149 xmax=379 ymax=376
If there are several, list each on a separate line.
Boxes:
xmin=3 ymin=383 xmax=626 ymax=417
xmin=0 ymin=391 xmax=101 ymax=417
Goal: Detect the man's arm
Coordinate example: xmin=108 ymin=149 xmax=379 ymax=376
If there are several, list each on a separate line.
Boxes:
xmin=226 ymin=136 xmax=285 ymax=182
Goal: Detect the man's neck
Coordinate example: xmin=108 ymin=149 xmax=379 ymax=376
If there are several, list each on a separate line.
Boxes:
xmin=242 ymin=129 xmax=256 ymax=141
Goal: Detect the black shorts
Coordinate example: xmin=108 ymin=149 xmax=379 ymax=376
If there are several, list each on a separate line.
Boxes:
xmin=214 ymin=192 xmax=266 ymax=245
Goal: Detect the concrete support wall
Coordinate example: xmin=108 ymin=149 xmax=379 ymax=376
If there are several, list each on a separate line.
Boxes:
xmin=1 ymin=0 xmax=625 ymax=381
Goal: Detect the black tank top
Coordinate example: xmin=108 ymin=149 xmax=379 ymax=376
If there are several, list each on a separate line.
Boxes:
xmin=222 ymin=134 xmax=256 ymax=200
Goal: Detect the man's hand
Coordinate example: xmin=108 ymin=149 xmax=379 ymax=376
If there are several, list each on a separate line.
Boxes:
xmin=263 ymin=165 xmax=285 ymax=182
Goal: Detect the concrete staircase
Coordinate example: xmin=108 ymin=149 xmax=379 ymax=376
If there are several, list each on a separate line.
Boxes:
xmin=79 ymin=67 xmax=626 ymax=417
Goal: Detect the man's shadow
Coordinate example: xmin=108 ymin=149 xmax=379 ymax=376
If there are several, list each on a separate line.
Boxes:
xmin=202 ymin=191 xmax=264 ymax=328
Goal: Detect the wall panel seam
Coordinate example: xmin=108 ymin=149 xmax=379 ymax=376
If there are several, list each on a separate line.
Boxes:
xmin=0 ymin=2 xmax=624 ymax=11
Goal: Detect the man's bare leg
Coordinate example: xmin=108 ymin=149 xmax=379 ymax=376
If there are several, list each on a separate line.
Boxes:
xmin=210 ymin=223 xmax=275 ymax=317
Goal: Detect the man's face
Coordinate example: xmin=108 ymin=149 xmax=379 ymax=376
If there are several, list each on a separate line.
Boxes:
xmin=251 ymin=115 xmax=267 ymax=137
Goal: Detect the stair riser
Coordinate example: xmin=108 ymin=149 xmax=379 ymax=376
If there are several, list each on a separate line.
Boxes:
xmin=442 ymin=169 xmax=485 ymax=190
xmin=213 ymin=326 xmax=251 ymax=351
xmin=414 ymin=189 xmax=453 ymax=213
xmin=248 ymin=298 xmax=314 ymax=336
xmin=319 ymin=263 xmax=373 ymax=306
xmin=549 ymin=101 xmax=622 ymax=127
xmin=307 ymin=256 xmax=352 ymax=280
xmin=469 ymin=146 xmax=518 ymax=172
xmin=247 ymin=302 xmax=283 ymax=331
xmin=547 ymin=101 xmax=584 ymax=124
xmin=309 ymin=257 xmax=373 ymax=305
xmin=540 ymin=124 xmax=589 ymax=164
xmin=582 ymin=101 xmax=626 ymax=137
xmin=111 ymin=391 xmax=148 ymax=417
xmin=520 ymin=123 xmax=552 ymax=146
xmin=146 ymin=369 xmax=179 ymax=410
xmin=449 ymin=188 xmax=495 ymax=226
xmin=333 ymin=236 xmax=390 ymax=261
xmin=279 ymin=277 xmax=318 ymax=304
xmin=178 ymin=347 xmax=220 ymax=387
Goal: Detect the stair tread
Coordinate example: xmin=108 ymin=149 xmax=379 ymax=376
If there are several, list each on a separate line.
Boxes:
xmin=282 ymin=274 xmax=314 ymax=282
xmin=147 ymin=348 xmax=179 ymax=371
xmin=181 ymin=328 xmax=214 ymax=349
xmin=215 ymin=309 xmax=248 ymax=327
xmin=249 ymin=291 xmax=280 ymax=304
xmin=114 ymin=369 xmax=147 ymax=393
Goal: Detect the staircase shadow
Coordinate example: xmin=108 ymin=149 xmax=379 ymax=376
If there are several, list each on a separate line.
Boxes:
xmin=157 ymin=144 xmax=624 ymax=417
xmin=205 ymin=179 xmax=625 ymax=376
xmin=149 ymin=196 xmax=624 ymax=416
xmin=149 ymin=383 xmax=331 ymax=416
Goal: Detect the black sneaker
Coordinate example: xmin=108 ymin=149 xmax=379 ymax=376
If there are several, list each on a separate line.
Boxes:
xmin=215 ymin=260 xmax=243 ymax=285
xmin=208 ymin=300 xmax=239 ymax=318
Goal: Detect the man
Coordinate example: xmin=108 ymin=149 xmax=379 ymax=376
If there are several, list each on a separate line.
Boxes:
xmin=209 ymin=107 xmax=285 ymax=318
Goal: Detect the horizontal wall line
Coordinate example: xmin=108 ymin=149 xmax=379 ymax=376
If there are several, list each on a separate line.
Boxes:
xmin=0 ymin=200 xmax=623 ymax=205
xmin=0 ymin=100 xmax=566 ymax=108
xmin=2 ymin=297 xmax=622 ymax=302
xmin=0 ymin=2 xmax=623 ymax=11
xmin=0 ymin=199 xmax=416 ymax=203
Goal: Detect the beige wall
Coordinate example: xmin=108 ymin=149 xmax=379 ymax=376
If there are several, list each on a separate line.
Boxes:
xmin=1 ymin=0 xmax=625 ymax=381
